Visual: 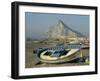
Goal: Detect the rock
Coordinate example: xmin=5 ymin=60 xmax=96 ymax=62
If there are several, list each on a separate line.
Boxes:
xmin=48 ymin=20 xmax=85 ymax=39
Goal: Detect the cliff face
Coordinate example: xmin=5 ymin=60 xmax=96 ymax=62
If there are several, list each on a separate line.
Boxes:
xmin=48 ymin=20 xmax=84 ymax=39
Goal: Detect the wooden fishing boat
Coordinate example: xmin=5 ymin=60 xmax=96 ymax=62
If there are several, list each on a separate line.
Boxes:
xmin=34 ymin=43 xmax=89 ymax=64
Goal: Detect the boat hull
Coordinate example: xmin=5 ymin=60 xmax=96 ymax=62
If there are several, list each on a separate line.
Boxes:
xmin=38 ymin=49 xmax=81 ymax=63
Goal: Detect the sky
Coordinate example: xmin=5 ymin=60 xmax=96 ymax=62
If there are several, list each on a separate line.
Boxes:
xmin=25 ymin=12 xmax=89 ymax=40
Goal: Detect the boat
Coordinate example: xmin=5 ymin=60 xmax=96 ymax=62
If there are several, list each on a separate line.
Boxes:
xmin=39 ymin=49 xmax=80 ymax=63
xmin=34 ymin=43 xmax=86 ymax=63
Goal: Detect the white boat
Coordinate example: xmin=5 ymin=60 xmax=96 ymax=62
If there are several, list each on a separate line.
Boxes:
xmin=34 ymin=43 xmax=88 ymax=63
xmin=38 ymin=48 xmax=81 ymax=63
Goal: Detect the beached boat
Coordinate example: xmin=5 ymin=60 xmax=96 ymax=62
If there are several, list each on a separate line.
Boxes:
xmin=33 ymin=43 xmax=89 ymax=64
xmin=39 ymin=49 xmax=81 ymax=63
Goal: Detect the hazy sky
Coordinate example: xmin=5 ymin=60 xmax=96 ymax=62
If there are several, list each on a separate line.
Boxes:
xmin=25 ymin=12 xmax=89 ymax=39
